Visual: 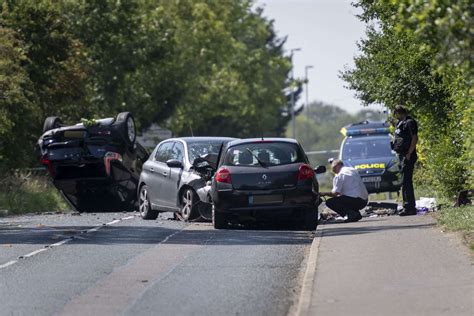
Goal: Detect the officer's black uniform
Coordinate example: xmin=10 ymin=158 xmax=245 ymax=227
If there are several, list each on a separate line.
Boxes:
xmin=392 ymin=116 xmax=418 ymax=213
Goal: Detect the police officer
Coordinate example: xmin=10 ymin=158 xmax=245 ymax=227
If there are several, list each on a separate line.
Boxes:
xmin=392 ymin=105 xmax=418 ymax=216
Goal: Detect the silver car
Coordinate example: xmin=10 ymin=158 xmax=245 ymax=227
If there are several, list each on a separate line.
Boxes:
xmin=138 ymin=137 xmax=235 ymax=221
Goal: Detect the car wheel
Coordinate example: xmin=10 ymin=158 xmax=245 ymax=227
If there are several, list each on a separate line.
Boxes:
xmin=303 ymin=207 xmax=318 ymax=231
xmin=180 ymin=188 xmax=199 ymax=222
xmin=212 ymin=204 xmax=227 ymax=229
xmin=116 ymin=112 xmax=136 ymax=148
xmin=43 ymin=116 xmax=62 ymax=133
xmin=139 ymin=185 xmax=158 ymax=220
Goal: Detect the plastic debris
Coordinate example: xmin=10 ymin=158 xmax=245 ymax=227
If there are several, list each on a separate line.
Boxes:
xmin=415 ymin=197 xmax=437 ymax=212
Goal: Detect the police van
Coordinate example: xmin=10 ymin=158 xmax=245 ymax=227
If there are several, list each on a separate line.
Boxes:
xmin=337 ymin=121 xmax=401 ymax=194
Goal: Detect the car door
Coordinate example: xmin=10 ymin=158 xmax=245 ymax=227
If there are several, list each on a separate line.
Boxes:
xmin=147 ymin=141 xmax=173 ymax=208
xmin=161 ymin=141 xmax=186 ymax=208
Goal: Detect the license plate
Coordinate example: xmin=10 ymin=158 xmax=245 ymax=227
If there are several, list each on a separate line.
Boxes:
xmin=249 ymin=195 xmax=283 ymax=205
xmin=63 ymin=130 xmax=85 ymax=139
xmin=363 ymin=176 xmax=381 ymax=183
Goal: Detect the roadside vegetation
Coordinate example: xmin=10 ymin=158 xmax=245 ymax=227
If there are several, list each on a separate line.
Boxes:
xmin=0 ymin=172 xmax=68 ymax=216
xmin=342 ymin=1 xmax=473 ymax=242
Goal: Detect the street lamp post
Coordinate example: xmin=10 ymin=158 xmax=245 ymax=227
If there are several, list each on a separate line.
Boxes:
xmin=290 ymin=48 xmax=301 ymax=139
xmin=305 ymin=65 xmax=314 ymax=117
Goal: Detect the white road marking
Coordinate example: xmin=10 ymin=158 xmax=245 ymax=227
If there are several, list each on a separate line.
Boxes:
xmin=21 ymin=248 xmax=48 ymax=258
xmin=0 ymin=260 xmax=18 ymax=269
xmin=293 ymin=230 xmax=323 ymax=316
xmin=106 ymin=219 xmax=121 ymax=225
xmin=49 ymin=239 xmax=72 ymax=247
xmin=0 ymin=214 xmax=137 ymax=270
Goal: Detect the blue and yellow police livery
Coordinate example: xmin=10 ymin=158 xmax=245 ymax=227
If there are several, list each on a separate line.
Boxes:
xmin=338 ymin=121 xmax=401 ymax=194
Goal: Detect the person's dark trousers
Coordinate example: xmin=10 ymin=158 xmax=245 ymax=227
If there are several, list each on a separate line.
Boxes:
xmin=325 ymin=195 xmax=368 ymax=219
xmin=399 ymin=153 xmax=417 ymax=212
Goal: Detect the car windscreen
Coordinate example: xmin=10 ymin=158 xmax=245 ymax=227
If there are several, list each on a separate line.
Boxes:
xmin=187 ymin=141 xmax=226 ymax=164
xmin=342 ymin=136 xmax=394 ymax=161
xmin=224 ymin=142 xmax=304 ymax=167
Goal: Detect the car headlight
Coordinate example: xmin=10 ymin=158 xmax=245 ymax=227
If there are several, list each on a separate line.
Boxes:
xmin=387 ymin=160 xmax=399 ymax=172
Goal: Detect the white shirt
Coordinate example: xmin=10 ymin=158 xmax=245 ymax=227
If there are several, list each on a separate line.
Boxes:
xmin=332 ymin=167 xmax=369 ymax=200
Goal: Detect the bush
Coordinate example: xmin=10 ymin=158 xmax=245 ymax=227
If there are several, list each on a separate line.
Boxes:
xmin=0 ymin=172 xmax=69 ymax=215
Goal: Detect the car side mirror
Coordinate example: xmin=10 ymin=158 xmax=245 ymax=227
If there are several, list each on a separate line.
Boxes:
xmin=166 ymin=159 xmax=183 ymax=169
xmin=314 ymin=165 xmax=326 ymax=174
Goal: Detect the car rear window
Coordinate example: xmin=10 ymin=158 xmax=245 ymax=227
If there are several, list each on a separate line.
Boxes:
xmin=342 ymin=136 xmax=394 ymax=161
xmin=224 ymin=142 xmax=304 ymax=166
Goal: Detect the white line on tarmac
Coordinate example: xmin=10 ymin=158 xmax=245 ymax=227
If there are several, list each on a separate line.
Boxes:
xmin=0 ymin=260 xmax=18 ymax=269
xmin=0 ymin=214 xmax=137 ymax=270
xmin=293 ymin=229 xmax=323 ymax=316
xmin=21 ymin=248 xmax=48 ymax=259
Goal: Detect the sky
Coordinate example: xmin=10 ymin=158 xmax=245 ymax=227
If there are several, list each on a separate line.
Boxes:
xmin=256 ymin=0 xmax=384 ymax=114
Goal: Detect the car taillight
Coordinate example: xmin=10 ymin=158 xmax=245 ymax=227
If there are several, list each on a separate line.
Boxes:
xmin=298 ymin=164 xmax=314 ymax=181
xmin=104 ymin=152 xmax=122 ymax=176
xmin=40 ymin=155 xmax=55 ymax=177
xmin=216 ymin=168 xmax=232 ymax=184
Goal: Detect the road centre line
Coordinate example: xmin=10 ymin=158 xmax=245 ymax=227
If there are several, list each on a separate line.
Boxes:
xmin=0 ymin=260 xmax=18 ymax=269
xmin=0 ymin=214 xmax=137 ymax=270
xmin=21 ymin=248 xmax=48 ymax=259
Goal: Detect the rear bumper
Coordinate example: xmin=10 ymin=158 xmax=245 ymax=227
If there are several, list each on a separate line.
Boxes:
xmin=212 ymin=186 xmax=319 ymax=213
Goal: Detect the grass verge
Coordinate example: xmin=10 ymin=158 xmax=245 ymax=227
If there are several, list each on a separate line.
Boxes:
xmin=0 ymin=172 xmax=69 ymax=216
xmin=415 ymin=183 xmax=474 ymax=251
xmin=436 ymin=205 xmax=474 ymax=252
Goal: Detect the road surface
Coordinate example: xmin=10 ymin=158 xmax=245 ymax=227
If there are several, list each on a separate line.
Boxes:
xmin=1 ymin=211 xmax=472 ymax=316
xmin=0 ymin=212 xmax=311 ymax=316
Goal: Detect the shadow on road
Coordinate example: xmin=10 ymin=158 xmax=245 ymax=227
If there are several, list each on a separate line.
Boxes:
xmin=319 ymin=221 xmax=435 ymax=238
xmin=0 ymin=223 xmax=313 ymax=246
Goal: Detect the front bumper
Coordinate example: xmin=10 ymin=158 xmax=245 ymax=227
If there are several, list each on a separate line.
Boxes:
xmin=360 ymin=170 xmax=401 ymax=194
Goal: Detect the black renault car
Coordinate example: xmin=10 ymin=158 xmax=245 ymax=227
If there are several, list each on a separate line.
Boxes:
xmin=338 ymin=121 xmax=401 ymax=193
xmin=211 ymin=138 xmax=326 ymax=230
xmin=37 ymin=112 xmax=149 ymax=212
xmin=138 ymin=137 xmax=235 ymax=221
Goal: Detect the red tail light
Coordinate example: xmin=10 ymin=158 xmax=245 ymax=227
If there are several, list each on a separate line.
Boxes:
xmin=40 ymin=155 xmax=55 ymax=177
xmin=298 ymin=164 xmax=314 ymax=181
xmin=216 ymin=168 xmax=232 ymax=184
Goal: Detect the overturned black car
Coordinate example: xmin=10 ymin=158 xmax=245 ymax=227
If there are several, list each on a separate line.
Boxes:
xmin=37 ymin=112 xmax=149 ymax=212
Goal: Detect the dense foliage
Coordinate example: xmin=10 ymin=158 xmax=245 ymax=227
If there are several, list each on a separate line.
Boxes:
xmin=0 ymin=0 xmax=297 ymax=172
xmin=343 ymin=0 xmax=473 ymax=197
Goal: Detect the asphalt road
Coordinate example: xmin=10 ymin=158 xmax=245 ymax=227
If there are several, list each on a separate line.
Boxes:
xmin=0 ymin=212 xmax=313 ymax=316
xmin=1 ymin=211 xmax=472 ymax=316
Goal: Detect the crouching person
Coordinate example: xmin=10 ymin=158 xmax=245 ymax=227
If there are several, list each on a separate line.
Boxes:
xmin=321 ymin=159 xmax=368 ymax=222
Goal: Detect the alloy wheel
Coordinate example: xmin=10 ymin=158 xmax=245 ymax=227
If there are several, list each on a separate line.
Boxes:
xmin=139 ymin=186 xmax=149 ymax=216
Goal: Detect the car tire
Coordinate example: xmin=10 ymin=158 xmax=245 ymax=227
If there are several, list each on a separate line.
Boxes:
xmin=212 ymin=204 xmax=227 ymax=229
xmin=43 ymin=116 xmax=62 ymax=133
xmin=116 ymin=112 xmax=136 ymax=148
xmin=180 ymin=188 xmax=199 ymax=222
xmin=303 ymin=207 xmax=318 ymax=231
xmin=139 ymin=185 xmax=158 ymax=220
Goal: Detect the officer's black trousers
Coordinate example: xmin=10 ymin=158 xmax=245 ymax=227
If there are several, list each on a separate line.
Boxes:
xmin=325 ymin=196 xmax=367 ymax=218
xmin=399 ymin=154 xmax=417 ymax=211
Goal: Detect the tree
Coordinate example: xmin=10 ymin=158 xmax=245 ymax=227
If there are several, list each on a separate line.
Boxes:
xmin=344 ymin=0 xmax=473 ymax=197
xmin=0 ymin=27 xmax=38 ymax=171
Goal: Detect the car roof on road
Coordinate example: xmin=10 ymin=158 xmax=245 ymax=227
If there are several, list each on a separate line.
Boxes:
xmin=227 ymin=138 xmax=298 ymax=147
